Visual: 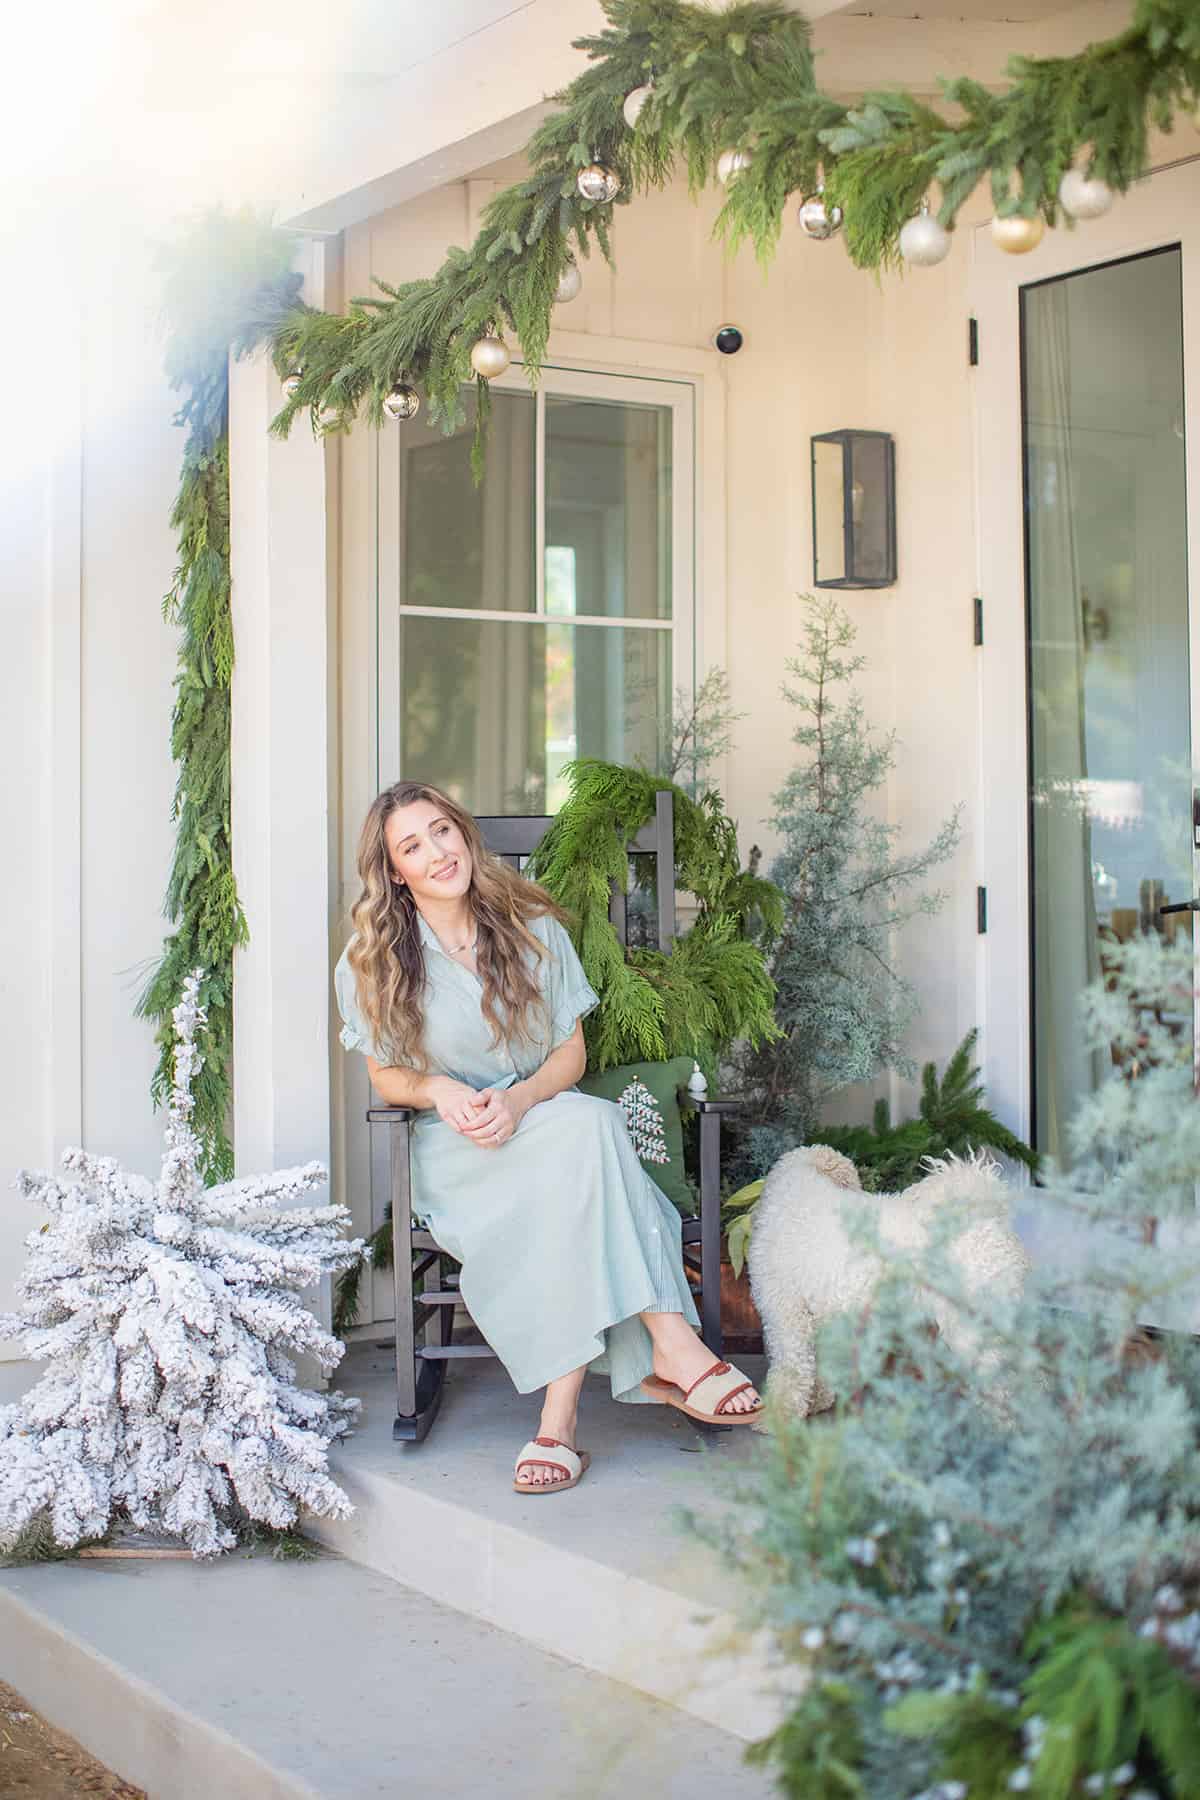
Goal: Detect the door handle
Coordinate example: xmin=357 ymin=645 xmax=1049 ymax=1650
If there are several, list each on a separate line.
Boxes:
xmin=1160 ymin=900 xmax=1200 ymax=914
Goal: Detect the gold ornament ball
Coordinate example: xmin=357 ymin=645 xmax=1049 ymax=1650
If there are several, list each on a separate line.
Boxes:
xmin=1058 ymin=168 xmax=1114 ymax=220
xmin=717 ymin=148 xmax=753 ymax=185
xmin=382 ymin=382 xmax=420 ymax=421
xmin=797 ymin=192 xmax=843 ymax=241
xmin=555 ymin=260 xmax=582 ymax=304
xmin=576 ymin=162 xmax=621 ymax=204
xmin=622 ymin=84 xmax=653 ymax=129
xmin=991 ymin=212 xmax=1045 ymax=255
xmin=470 ymin=334 xmax=511 ymax=380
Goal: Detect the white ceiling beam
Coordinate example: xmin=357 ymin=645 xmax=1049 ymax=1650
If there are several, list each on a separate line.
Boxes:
xmin=277 ymin=0 xmax=602 ymax=231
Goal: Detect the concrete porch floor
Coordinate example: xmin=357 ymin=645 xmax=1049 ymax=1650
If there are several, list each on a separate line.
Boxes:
xmin=309 ymin=1339 xmax=787 ymax=1739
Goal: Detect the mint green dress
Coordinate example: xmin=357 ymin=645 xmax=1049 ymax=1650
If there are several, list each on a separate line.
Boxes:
xmin=333 ymin=912 xmax=699 ymax=1402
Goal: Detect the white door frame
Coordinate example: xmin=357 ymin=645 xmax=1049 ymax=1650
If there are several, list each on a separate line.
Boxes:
xmin=971 ymin=158 xmax=1200 ymax=1154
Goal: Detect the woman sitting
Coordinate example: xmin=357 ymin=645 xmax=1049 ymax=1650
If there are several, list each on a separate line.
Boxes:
xmin=334 ymin=781 xmax=762 ymax=1496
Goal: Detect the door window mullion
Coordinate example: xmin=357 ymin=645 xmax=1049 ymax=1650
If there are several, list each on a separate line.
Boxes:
xmin=534 ymin=385 xmax=546 ymax=615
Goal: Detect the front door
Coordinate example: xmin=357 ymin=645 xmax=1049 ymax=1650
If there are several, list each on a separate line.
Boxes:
xmin=974 ymin=160 xmax=1200 ymax=1258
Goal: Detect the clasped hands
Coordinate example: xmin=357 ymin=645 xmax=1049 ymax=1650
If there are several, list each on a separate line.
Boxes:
xmin=430 ymin=1077 xmax=526 ymax=1148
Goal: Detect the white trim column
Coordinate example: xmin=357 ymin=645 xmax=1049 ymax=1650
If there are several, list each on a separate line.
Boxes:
xmin=47 ymin=315 xmax=83 ymax=1165
xmin=229 ymin=240 xmax=333 ymax=1214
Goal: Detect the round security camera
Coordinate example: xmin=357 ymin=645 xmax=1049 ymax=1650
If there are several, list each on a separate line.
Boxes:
xmin=713 ymin=324 xmax=745 ymax=355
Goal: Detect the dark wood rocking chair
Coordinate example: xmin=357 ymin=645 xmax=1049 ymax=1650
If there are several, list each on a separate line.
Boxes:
xmin=364 ymin=790 xmax=741 ymax=1443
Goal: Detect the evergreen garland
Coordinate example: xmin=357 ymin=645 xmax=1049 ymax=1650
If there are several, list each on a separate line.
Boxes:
xmin=260 ymin=0 xmax=1200 ymax=458
xmin=526 ymin=759 xmax=783 ymax=1073
xmin=138 ymin=214 xmax=302 ymax=1179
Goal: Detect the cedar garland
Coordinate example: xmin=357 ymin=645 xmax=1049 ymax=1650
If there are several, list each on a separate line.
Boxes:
xmin=265 ymin=0 xmax=1200 ymax=463
xmin=138 ymin=213 xmax=301 ymax=1180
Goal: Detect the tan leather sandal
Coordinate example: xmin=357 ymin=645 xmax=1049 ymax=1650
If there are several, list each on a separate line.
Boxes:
xmin=513 ymin=1436 xmax=591 ymax=1496
xmin=640 ymin=1359 xmax=763 ymax=1424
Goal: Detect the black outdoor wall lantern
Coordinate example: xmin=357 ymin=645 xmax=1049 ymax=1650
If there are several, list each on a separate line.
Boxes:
xmin=811 ymin=429 xmax=897 ymax=589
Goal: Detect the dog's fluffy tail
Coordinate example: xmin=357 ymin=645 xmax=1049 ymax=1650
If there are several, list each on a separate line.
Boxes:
xmin=914 ymin=1149 xmax=1011 ymax=1219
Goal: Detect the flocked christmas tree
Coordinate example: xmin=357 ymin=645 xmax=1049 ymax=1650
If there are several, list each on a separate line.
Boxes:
xmin=697 ymin=931 xmax=1200 ymax=1799
xmin=619 ymin=1077 xmax=671 ymax=1166
xmin=0 ymin=971 xmax=365 ymax=1558
xmin=738 ymin=596 xmax=960 ymax=1171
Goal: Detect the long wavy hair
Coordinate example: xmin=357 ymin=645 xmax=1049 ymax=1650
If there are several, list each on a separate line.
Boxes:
xmin=346 ymin=782 xmax=569 ymax=1069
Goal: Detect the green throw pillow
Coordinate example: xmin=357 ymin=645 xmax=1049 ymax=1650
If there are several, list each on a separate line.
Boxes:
xmin=577 ymin=1056 xmax=697 ymax=1218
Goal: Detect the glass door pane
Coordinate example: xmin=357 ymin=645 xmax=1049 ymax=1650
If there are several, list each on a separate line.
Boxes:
xmin=380 ymin=378 xmax=681 ymax=809
xmin=1024 ymin=248 xmax=1190 ymax=1162
xmin=399 ymin=388 xmax=535 ymax=611
xmin=545 ymin=396 xmax=673 ymax=620
xmin=397 ymin=615 xmax=668 ymax=812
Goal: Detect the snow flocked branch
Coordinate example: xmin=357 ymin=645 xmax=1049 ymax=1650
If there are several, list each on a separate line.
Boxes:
xmin=0 ymin=971 xmax=366 ymax=1558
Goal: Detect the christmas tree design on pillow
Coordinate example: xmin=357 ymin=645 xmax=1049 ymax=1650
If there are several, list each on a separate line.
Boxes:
xmin=618 ymin=1077 xmax=670 ymax=1165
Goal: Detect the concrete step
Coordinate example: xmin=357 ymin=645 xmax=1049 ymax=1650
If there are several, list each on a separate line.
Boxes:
xmin=0 ymin=1548 xmax=777 ymax=1800
xmin=309 ymin=1343 xmax=788 ymax=1742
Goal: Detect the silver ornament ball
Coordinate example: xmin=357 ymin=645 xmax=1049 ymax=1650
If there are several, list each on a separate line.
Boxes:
xmin=623 ymin=84 xmax=653 ymax=129
xmin=717 ymin=148 xmax=754 ymax=185
xmin=899 ymin=205 xmax=951 ymax=268
xmin=990 ymin=212 xmax=1045 ymax=255
xmin=382 ymin=382 xmax=420 ymax=422
xmin=470 ymin=333 xmax=511 ymax=380
xmin=555 ymin=259 xmax=582 ymax=304
xmin=797 ymin=191 xmax=843 ymax=241
xmin=576 ymin=162 xmax=621 ymax=204
xmin=1058 ymin=168 xmax=1114 ymax=220
xmin=282 ymin=369 xmax=303 ymax=398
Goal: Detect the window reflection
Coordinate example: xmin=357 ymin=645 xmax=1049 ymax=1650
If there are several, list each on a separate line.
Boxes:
xmin=399 ymin=616 xmax=667 ymax=813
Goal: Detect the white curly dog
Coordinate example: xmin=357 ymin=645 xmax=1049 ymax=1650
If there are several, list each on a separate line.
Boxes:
xmin=748 ymin=1144 xmax=1032 ymax=1420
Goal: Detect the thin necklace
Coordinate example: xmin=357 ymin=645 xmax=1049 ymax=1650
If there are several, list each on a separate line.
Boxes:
xmin=441 ymin=923 xmax=477 ymax=956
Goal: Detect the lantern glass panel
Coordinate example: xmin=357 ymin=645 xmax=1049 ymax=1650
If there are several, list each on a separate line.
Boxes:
xmin=812 ymin=438 xmax=846 ymax=585
xmin=848 ymin=434 xmax=892 ymax=585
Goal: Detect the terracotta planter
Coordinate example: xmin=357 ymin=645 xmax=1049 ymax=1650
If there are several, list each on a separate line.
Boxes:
xmin=719 ymin=1252 xmax=763 ymax=1354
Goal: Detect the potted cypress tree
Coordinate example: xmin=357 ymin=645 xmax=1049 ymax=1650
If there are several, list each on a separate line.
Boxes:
xmin=736 ymin=595 xmax=961 ymax=1176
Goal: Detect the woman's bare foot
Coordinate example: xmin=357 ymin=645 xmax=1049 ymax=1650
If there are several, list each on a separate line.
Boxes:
xmin=518 ymin=1364 xmax=587 ymax=1488
xmin=641 ymin=1311 xmax=761 ymax=1415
